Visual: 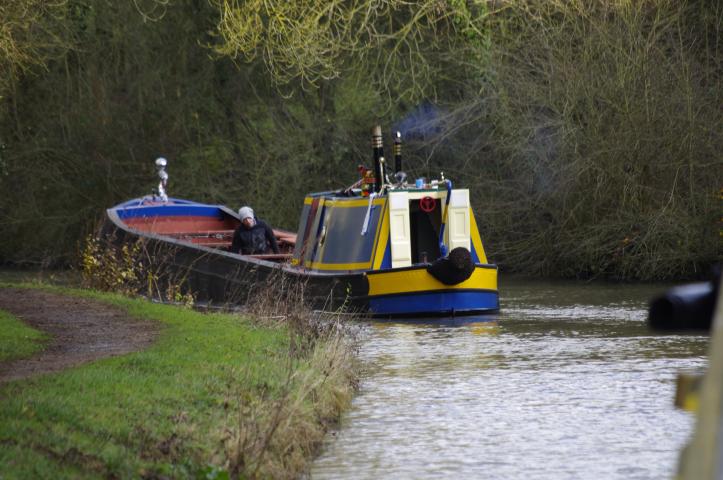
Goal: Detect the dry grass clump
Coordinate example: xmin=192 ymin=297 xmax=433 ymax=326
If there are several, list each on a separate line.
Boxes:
xmin=220 ymin=274 xmax=361 ymax=479
xmin=221 ymin=329 xmax=357 ymax=479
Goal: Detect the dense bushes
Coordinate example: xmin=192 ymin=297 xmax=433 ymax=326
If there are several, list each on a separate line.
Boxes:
xmin=0 ymin=0 xmax=719 ymax=280
xmin=461 ymin=0 xmax=721 ymax=279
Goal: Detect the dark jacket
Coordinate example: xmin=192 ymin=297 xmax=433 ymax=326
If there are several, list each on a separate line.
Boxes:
xmin=231 ymin=219 xmax=280 ymax=255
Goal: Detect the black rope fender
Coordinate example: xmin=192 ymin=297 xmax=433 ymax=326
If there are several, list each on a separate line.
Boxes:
xmin=427 ymin=247 xmax=475 ymax=285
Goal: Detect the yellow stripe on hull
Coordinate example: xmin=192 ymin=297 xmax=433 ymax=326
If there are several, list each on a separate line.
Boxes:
xmin=469 ymin=208 xmax=488 ymax=264
xmin=371 ymin=200 xmax=389 ymax=270
xmin=303 ymin=261 xmax=372 ymax=271
xmin=304 ymin=196 xmax=385 ymax=208
xmin=367 ymin=266 xmax=497 ymax=296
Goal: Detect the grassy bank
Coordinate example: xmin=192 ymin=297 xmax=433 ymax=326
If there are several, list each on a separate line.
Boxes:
xmin=0 ymin=283 xmax=358 ymax=479
xmin=0 ymin=309 xmax=47 ymax=362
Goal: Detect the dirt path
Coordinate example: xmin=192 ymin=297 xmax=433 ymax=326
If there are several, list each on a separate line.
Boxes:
xmin=0 ymin=288 xmax=160 ymax=383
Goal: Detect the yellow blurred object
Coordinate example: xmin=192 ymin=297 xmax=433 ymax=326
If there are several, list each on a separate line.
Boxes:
xmin=675 ymin=373 xmax=703 ymax=412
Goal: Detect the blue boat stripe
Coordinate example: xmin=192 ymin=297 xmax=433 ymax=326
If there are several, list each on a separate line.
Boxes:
xmin=116 ymin=205 xmax=224 ymax=219
xmin=380 ymin=242 xmax=392 ymax=269
xmin=368 ymin=290 xmax=499 ymax=315
xmin=470 ymin=242 xmax=481 ymax=263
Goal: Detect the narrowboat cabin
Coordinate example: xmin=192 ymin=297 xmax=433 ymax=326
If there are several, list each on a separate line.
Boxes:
xmin=291 ymin=185 xmax=498 ymax=315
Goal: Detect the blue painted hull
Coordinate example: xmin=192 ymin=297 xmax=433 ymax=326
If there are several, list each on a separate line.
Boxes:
xmin=368 ymin=290 xmax=499 ymax=316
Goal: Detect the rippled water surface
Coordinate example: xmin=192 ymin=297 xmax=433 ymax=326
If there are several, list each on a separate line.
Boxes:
xmin=311 ymin=279 xmax=709 ymax=479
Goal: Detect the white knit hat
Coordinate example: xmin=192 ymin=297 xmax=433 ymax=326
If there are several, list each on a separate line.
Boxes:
xmin=238 ymin=206 xmax=254 ymax=221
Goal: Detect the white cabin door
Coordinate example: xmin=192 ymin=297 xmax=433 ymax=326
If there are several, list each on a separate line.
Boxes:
xmin=388 ymin=192 xmax=412 ymax=268
xmin=445 ymin=189 xmax=471 ymax=252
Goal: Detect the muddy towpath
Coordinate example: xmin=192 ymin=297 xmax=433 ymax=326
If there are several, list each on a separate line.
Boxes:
xmin=0 ymin=288 xmax=160 ymax=382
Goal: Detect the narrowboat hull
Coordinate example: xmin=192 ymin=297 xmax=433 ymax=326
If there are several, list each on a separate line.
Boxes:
xmin=364 ymin=265 xmax=498 ymax=316
xmin=104 ymin=197 xmax=499 ymax=317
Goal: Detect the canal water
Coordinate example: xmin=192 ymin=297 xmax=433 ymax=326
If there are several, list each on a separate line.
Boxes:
xmin=310 ymin=278 xmax=709 ymax=479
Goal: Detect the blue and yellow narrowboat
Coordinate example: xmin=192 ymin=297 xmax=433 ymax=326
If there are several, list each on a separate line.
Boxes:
xmin=105 ymin=128 xmax=499 ymax=317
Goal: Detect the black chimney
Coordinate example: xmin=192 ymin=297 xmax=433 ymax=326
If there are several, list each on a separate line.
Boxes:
xmin=371 ymin=125 xmax=385 ymax=192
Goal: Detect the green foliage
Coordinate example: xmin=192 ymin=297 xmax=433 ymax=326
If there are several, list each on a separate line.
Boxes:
xmin=376 ymin=0 xmax=721 ymax=280
xmin=0 ymin=1 xmax=69 ymax=100
xmin=0 ymin=309 xmax=47 ymax=362
xmin=0 ymin=0 xmax=719 ymax=280
xmin=466 ymin=0 xmax=721 ymax=279
xmin=0 ymin=284 xmax=357 ymax=479
xmin=212 ymin=0 xmax=490 ymax=100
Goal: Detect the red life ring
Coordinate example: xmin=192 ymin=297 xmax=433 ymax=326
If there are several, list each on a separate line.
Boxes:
xmin=419 ymin=196 xmax=436 ymax=213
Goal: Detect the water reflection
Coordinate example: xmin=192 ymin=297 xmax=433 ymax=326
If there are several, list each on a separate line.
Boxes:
xmin=311 ymin=279 xmax=709 ymax=479
xmin=372 ymin=315 xmax=500 ymax=328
